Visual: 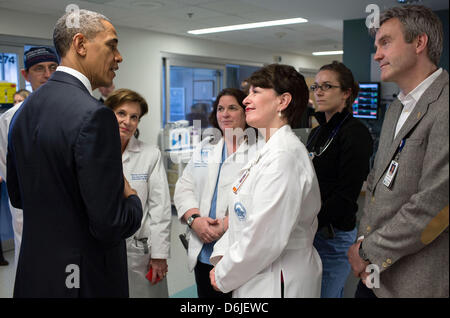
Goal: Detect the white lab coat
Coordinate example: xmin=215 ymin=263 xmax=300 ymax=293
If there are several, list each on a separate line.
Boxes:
xmin=174 ymin=135 xmax=262 ymax=272
xmin=211 ymin=125 xmax=322 ymax=298
xmin=123 ymin=136 xmax=172 ymax=298
xmin=0 ymin=102 xmax=23 ymax=268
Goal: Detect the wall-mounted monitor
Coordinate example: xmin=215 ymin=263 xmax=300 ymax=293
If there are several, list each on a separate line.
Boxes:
xmin=352 ymin=82 xmax=380 ymax=120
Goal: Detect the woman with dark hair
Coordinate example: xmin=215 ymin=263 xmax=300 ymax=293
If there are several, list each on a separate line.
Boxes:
xmin=306 ymin=61 xmax=373 ymax=298
xmin=210 ymin=64 xmax=322 ymax=298
xmin=174 ymin=87 xmax=260 ymax=298
xmin=104 ymin=88 xmax=172 ymax=298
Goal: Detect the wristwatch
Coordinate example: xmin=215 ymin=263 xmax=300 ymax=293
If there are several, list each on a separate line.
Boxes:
xmin=187 ymin=214 xmax=200 ymax=228
xmin=359 ymin=243 xmax=370 ymax=262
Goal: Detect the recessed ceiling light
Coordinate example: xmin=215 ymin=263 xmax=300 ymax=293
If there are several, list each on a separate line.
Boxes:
xmin=188 ymin=17 xmax=307 ymax=35
xmin=312 ymin=50 xmax=344 ymax=56
xmin=131 ymin=1 xmax=163 ymax=9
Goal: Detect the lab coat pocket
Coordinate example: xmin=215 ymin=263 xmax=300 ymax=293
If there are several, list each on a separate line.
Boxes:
xmin=126 ymin=238 xmax=150 ymax=276
xmin=129 ymin=178 xmax=148 ymax=203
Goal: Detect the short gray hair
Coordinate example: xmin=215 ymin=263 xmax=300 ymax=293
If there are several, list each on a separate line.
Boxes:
xmin=370 ymin=5 xmax=443 ymax=66
xmin=53 ymin=9 xmax=111 ymax=58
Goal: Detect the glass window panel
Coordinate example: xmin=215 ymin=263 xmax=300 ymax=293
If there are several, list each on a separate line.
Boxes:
xmin=169 ymin=66 xmax=222 ymax=127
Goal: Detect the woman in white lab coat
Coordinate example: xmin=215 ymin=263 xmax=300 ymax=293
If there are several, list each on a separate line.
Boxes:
xmin=210 ymin=64 xmax=323 ymax=298
xmin=105 ymin=89 xmax=171 ymax=298
xmin=174 ymin=88 xmax=261 ymax=298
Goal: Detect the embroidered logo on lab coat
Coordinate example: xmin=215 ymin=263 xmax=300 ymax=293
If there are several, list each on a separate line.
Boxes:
xmin=131 ymin=173 xmax=148 ymax=181
xmin=234 ymin=202 xmax=246 ymax=221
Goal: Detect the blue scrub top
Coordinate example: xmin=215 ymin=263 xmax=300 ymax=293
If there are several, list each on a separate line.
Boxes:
xmin=198 ymin=143 xmax=227 ymax=265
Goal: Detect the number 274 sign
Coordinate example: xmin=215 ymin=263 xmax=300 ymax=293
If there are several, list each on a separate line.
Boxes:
xmin=0 ymin=55 xmax=16 ymax=64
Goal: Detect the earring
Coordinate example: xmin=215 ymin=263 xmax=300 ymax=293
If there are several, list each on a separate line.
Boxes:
xmin=278 ymin=111 xmax=282 ymax=118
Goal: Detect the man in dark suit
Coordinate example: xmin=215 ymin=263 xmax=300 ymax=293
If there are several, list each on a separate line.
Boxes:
xmin=7 ymin=9 xmax=143 ymax=297
xmin=348 ymin=5 xmax=448 ymax=298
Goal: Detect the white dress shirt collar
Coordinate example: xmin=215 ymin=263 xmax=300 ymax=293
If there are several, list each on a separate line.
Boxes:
xmin=394 ymin=68 xmax=442 ymax=138
xmin=397 ymin=68 xmax=443 ymax=111
xmin=56 ymin=66 xmax=93 ymax=96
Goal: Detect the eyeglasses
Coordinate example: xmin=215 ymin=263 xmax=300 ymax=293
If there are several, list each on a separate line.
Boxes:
xmin=310 ymin=83 xmax=341 ymax=92
xmin=29 ymin=64 xmax=58 ymax=74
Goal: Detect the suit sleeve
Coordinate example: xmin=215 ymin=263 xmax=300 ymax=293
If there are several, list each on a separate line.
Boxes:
xmin=74 ymin=106 xmax=142 ymax=243
xmin=363 ymin=103 xmax=449 ymax=272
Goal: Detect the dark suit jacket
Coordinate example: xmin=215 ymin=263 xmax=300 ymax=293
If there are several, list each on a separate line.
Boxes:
xmin=7 ymin=71 xmax=143 ymax=298
xmin=359 ymin=70 xmax=449 ymax=297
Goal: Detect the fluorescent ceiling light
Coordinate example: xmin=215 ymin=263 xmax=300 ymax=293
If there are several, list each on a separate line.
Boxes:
xmin=312 ymin=50 xmax=344 ymax=56
xmin=188 ymin=17 xmax=308 ymax=35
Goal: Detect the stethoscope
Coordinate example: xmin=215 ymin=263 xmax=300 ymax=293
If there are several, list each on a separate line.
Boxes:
xmin=307 ymin=113 xmax=350 ymax=160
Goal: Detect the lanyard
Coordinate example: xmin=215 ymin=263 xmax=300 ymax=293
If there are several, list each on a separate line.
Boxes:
xmin=394 ymin=138 xmax=406 ymax=160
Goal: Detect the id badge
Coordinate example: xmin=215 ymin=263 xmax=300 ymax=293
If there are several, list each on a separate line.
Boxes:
xmin=233 ymin=169 xmax=249 ymax=194
xmin=383 ymin=160 xmax=399 ymax=188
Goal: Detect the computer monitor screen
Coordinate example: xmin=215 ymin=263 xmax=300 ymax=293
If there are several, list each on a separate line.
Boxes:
xmin=352 ymin=82 xmax=380 ymax=119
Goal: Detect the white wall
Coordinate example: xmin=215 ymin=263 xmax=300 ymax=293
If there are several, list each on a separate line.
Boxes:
xmin=0 ymin=8 xmax=335 ymax=146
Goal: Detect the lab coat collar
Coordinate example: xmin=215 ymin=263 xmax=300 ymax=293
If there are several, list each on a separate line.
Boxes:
xmin=122 ymin=136 xmax=141 ymax=163
xmin=214 ymin=135 xmax=252 ymax=164
xmin=263 ymin=124 xmax=291 ymax=153
xmin=239 ymin=125 xmax=290 ymax=171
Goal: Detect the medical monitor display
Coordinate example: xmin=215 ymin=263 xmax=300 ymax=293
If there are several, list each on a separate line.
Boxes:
xmin=352 ymin=82 xmax=380 ymax=120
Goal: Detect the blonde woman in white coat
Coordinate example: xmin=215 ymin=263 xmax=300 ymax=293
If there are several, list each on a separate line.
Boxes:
xmin=210 ymin=64 xmax=322 ymax=298
xmin=105 ymin=89 xmax=171 ymax=298
xmin=174 ymin=88 xmax=262 ymax=298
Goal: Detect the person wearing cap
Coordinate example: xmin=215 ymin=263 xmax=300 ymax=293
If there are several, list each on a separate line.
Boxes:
xmin=21 ymin=46 xmax=59 ymax=90
xmin=0 ymin=46 xmax=59 ymax=269
xmin=6 ymin=9 xmax=142 ymax=298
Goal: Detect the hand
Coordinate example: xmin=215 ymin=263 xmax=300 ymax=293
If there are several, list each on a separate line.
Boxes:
xmin=359 ymin=269 xmax=371 ymax=287
xmin=192 ymin=217 xmax=222 ymax=243
xmin=218 ymin=216 xmax=229 ymax=235
xmin=123 ymin=174 xmax=137 ymax=198
xmin=209 ymin=267 xmax=221 ymax=292
xmin=149 ymin=258 xmax=168 ymax=285
xmin=347 ymin=240 xmax=370 ymax=279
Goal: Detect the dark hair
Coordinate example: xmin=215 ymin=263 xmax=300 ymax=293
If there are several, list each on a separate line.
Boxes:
xmin=319 ymin=61 xmax=359 ymax=112
xmin=209 ymin=88 xmax=248 ymax=131
xmin=245 ymin=64 xmax=308 ymax=129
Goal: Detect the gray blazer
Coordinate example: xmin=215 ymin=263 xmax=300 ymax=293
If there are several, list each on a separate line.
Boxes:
xmin=359 ymin=70 xmax=449 ymax=298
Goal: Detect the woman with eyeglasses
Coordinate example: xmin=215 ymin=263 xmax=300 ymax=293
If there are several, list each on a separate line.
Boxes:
xmin=307 ymin=61 xmax=373 ymax=298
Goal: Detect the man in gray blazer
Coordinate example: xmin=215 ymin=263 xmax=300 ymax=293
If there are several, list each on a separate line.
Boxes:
xmin=348 ymin=5 xmax=448 ymax=298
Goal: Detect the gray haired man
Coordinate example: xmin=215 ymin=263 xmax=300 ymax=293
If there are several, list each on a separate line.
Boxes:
xmin=7 ymin=9 xmax=142 ymax=297
xmin=348 ymin=5 xmax=448 ymax=298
